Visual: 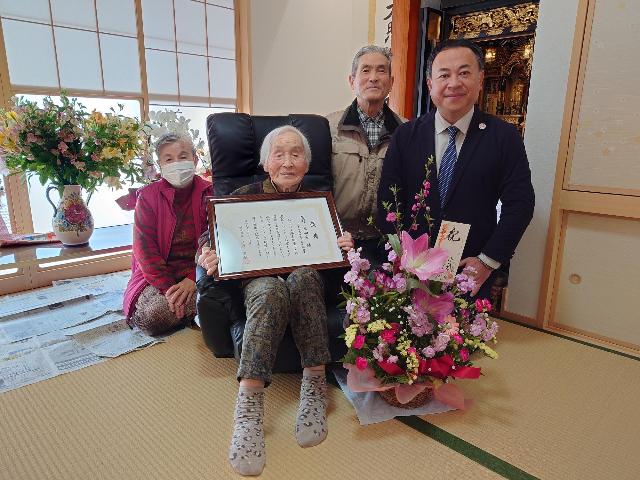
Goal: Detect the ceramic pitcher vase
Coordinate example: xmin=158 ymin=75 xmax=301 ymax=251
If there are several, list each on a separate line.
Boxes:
xmin=45 ymin=185 xmax=94 ymax=246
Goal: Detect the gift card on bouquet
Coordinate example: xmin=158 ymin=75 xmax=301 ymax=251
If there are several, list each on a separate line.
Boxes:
xmin=430 ymin=221 xmax=470 ymax=282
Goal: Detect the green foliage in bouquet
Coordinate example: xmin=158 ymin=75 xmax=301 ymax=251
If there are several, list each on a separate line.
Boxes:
xmin=0 ymin=93 xmax=147 ymax=194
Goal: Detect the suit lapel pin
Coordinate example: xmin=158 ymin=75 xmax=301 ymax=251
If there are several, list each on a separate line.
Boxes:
xmin=479 ymin=123 xmax=486 ymax=130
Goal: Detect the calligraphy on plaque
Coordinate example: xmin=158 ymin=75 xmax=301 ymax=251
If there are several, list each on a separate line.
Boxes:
xmin=207 ymin=192 xmax=349 ymax=280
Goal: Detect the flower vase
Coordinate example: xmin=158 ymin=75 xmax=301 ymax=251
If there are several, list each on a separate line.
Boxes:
xmin=45 ymin=185 xmax=94 ymax=246
xmin=379 ymin=387 xmax=433 ymax=409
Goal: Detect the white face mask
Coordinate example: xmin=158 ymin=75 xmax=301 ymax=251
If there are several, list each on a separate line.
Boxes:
xmin=161 ymin=160 xmax=195 ymax=188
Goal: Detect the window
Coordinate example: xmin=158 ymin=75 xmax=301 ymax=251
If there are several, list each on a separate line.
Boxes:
xmin=0 ymin=0 xmax=141 ymax=94
xmin=142 ymin=0 xmax=236 ymax=107
xmin=0 ymin=0 xmax=239 ymax=233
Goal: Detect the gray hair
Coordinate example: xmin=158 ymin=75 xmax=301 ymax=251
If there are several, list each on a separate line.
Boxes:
xmin=351 ymin=45 xmax=392 ymax=77
xmin=259 ymin=126 xmax=312 ymax=168
xmin=154 ymin=132 xmax=196 ymax=158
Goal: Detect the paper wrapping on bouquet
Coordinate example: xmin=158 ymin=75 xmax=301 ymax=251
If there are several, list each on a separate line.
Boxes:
xmin=333 ymin=367 xmax=457 ymax=425
xmin=345 ymin=354 xmax=479 ymax=410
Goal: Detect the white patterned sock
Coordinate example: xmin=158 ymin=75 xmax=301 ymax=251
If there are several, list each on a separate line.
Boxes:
xmin=229 ymin=386 xmax=266 ymax=476
xmin=295 ymin=374 xmax=328 ymax=448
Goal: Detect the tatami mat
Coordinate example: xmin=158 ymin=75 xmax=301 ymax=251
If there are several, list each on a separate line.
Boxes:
xmin=421 ymin=320 xmax=640 ymax=480
xmin=0 ymin=328 xmax=500 ymax=480
xmin=2 ymin=320 xmax=637 ymax=480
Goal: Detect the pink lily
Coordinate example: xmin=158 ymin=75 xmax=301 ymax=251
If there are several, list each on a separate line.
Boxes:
xmin=412 ymin=289 xmax=455 ymax=324
xmin=399 ymin=231 xmax=448 ymax=281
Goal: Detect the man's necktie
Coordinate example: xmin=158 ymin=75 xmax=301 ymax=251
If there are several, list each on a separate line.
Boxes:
xmin=439 ymin=126 xmax=458 ymax=207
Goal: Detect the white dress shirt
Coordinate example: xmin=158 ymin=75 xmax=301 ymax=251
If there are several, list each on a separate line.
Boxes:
xmin=434 ymin=107 xmax=500 ymax=270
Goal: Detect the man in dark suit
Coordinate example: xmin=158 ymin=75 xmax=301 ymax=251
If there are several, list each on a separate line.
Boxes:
xmin=377 ymin=39 xmax=534 ymax=299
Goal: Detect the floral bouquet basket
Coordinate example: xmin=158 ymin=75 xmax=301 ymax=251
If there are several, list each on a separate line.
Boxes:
xmin=341 ymin=161 xmax=499 ymax=410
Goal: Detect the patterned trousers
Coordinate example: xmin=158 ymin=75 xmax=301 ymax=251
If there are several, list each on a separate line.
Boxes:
xmin=238 ymin=267 xmax=331 ymax=385
xmin=129 ymin=285 xmax=196 ymax=336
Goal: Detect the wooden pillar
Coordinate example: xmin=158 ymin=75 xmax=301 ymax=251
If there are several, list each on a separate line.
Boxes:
xmin=388 ymin=0 xmax=420 ymax=119
xmin=234 ymin=0 xmax=253 ymax=114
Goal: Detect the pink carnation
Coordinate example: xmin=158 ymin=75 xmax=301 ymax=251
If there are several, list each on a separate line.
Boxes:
xmin=459 ymin=348 xmax=470 ymax=362
xmin=475 ymin=298 xmax=492 ymax=313
xmin=385 ymin=212 xmax=397 ymax=223
xmin=380 ymin=329 xmax=397 ymax=344
xmin=352 ymin=335 xmax=365 ymax=350
xmin=355 ymin=356 xmax=368 ymax=371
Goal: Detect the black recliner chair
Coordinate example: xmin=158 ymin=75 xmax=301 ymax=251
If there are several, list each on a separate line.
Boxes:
xmin=196 ymin=112 xmax=347 ymax=372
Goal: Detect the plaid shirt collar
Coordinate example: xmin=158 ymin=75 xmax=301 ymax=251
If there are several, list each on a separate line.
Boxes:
xmin=357 ymin=104 xmax=385 ymax=149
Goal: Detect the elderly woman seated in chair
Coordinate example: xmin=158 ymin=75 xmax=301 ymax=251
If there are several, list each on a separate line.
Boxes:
xmin=123 ymin=133 xmax=212 ymax=336
xmin=197 ymin=125 xmax=353 ymax=476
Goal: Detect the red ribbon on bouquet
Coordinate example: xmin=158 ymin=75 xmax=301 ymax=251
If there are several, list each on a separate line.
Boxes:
xmin=419 ymin=354 xmax=481 ymax=380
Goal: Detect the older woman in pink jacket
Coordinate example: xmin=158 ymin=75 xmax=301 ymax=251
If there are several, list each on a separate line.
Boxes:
xmin=123 ymin=133 xmax=212 ymax=335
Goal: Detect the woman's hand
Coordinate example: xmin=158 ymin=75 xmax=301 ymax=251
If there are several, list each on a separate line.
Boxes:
xmin=165 ymin=278 xmax=196 ymax=319
xmin=197 ymin=246 xmax=220 ymax=276
xmin=337 ymin=231 xmax=354 ymax=251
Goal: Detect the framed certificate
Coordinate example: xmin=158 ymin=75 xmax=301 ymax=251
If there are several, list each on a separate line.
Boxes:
xmin=207 ymin=191 xmax=350 ymax=280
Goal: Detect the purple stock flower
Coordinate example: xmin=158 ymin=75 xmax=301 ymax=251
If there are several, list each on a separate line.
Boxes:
xmin=346 ymin=299 xmax=356 ymax=315
xmin=347 ymin=247 xmax=370 ymax=273
xmin=356 ymin=305 xmax=370 ymax=324
xmin=482 ymin=321 xmax=499 ymax=342
xmin=433 ymin=333 xmax=451 ymax=352
xmin=454 ymin=272 xmax=477 ymax=294
xmin=344 ymin=269 xmax=358 ymax=285
xmin=404 ymin=305 xmax=434 ymax=337
xmin=422 ymin=346 xmax=436 ymax=358
xmin=392 ymin=274 xmax=406 ymax=293
xmin=470 ymin=314 xmax=487 ymax=337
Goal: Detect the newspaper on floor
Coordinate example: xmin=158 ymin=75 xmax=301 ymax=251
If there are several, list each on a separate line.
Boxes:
xmin=71 ymin=318 xmax=157 ymax=358
xmin=0 ymin=293 xmax=119 ymax=344
xmin=0 ymin=330 xmax=70 ymax=361
xmin=332 ymin=367 xmax=455 ymax=425
xmin=0 ymin=339 xmax=104 ymax=394
xmin=63 ymin=312 xmax=126 ymax=336
xmin=0 ymin=282 xmax=95 ymax=318
xmin=52 ymin=270 xmax=131 ymax=295
xmin=0 ymin=271 xmax=167 ymax=395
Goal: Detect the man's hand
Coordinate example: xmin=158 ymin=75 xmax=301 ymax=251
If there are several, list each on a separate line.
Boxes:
xmin=165 ymin=278 xmax=196 ymax=319
xmin=197 ymin=246 xmax=220 ymax=276
xmin=337 ymin=231 xmax=354 ymax=251
xmin=459 ymin=257 xmax=493 ymax=297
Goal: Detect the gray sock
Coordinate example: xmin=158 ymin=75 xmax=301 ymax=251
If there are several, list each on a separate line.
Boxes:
xmin=295 ymin=374 xmax=328 ymax=448
xmin=229 ymin=386 xmax=266 ymax=476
